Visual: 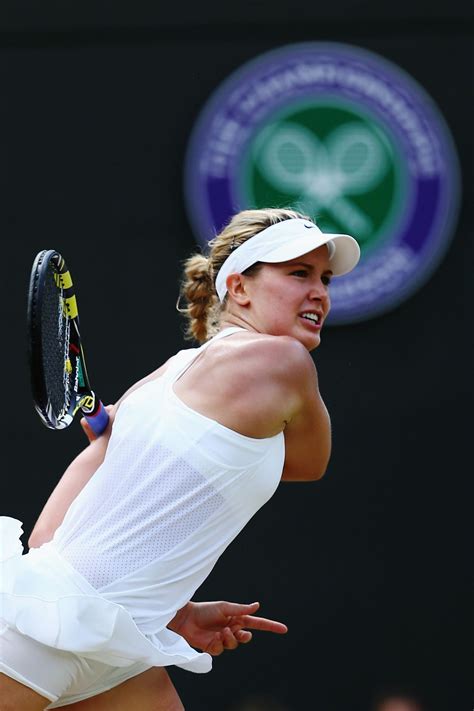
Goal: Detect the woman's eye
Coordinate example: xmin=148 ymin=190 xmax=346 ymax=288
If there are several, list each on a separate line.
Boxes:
xmin=290 ymin=270 xmax=332 ymax=285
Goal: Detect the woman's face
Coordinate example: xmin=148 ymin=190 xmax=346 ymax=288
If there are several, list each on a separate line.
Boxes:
xmin=241 ymin=244 xmax=333 ymax=351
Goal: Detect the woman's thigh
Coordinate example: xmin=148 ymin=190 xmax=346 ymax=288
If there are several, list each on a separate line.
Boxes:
xmin=0 ymin=672 xmax=50 ymax=711
xmin=61 ymin=667 xmax=184 ymax=711
xmin=0 ymin=622 xmax=71 ymax=710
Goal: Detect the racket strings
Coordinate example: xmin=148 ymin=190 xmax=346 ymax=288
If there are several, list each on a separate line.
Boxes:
xmin=41 ymin=261 xmax=72 ymax=417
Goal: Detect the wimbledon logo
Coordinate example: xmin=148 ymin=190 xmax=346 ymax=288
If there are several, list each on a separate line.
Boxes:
xmin=184 ymin=43 xmax=460 ymax=324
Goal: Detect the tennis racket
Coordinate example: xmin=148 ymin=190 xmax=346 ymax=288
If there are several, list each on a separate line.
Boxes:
xmin=27 ymin=249 xmax=109 ymax=436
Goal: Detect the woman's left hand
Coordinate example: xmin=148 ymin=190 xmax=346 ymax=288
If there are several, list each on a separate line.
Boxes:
xmin=168 ymin=600 xmax=288 ymax=656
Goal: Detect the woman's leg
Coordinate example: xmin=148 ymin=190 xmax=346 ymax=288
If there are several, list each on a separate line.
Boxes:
xmin=60 ymin=667 xmax=184 ymax=711
xmin=0 ymin=672 xmax=50 ymax=711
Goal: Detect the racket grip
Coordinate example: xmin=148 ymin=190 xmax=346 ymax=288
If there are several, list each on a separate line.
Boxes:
xmin=84 ymin=400 xmax=109 ymax=436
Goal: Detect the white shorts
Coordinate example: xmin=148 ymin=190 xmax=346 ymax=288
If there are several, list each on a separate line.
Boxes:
xmin=0 ymin=621 xmax=151 ymax=707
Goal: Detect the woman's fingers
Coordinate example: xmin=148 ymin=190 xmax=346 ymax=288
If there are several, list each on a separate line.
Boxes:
xmin=80 ymin=417 xmax=97 ymax=442
xmin=203 ymin=602 xmax=288 ymax=655
xmin=218 ymin=601 xmax=260 ymax=617
xmin=207 ymin=629 xmax=236 ymax=656
xmin=236 ymin=615 xmax=288 ymax=634
xmin=223 ymin=627 xmax=239 ymax=650
xmin=206 ymin=638 xmax=224 ymax=656
xmin=234 ymin=629 xmax=252 ymax=644
xmin=217 ymin=602 xmax=287 ymax=634
xmin=206 ymin=627 xmax=251 ymax=656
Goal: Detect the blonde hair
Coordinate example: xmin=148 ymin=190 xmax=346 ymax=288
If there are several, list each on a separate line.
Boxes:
xmin=177 ymin=207 xmax=309 ymax=343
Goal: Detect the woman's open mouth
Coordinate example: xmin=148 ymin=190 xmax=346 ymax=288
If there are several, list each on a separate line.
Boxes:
xmin=299 ymin=312 xmax=322 ymax=330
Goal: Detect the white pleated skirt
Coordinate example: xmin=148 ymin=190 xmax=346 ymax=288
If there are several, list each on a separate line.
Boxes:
xmin=0 ymin=517 xmax=211 ymax=706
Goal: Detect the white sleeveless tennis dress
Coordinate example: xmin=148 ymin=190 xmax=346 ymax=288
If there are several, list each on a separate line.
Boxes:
xmin=0 ymin=326 xmax=285 ymax=706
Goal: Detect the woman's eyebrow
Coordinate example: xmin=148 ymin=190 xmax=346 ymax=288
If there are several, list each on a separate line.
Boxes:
xmin=289 ymin=261 xmax=314 ymax=269
xmin=289 ymin=261 xmax=333 ymax=275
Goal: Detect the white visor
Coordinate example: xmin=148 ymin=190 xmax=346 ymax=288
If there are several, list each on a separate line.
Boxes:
xmin=215 ymin=218 xmax=360 ymax=302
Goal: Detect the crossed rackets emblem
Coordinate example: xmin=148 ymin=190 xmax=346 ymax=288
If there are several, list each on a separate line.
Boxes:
xmin=253 ymin=121 xmax=390 ymax=240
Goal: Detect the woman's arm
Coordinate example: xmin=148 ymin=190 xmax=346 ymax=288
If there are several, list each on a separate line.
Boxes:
xmin=28 ymin=427 xmax=113 ymax=548
xmin=28 ymin=357 xmax=175 ymax=549
xmin=278 ymin=338 xmax=332 ymax=482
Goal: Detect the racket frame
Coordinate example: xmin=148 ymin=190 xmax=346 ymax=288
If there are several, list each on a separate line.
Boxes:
xmin=27 ymin=249 xmax=108 ymax=434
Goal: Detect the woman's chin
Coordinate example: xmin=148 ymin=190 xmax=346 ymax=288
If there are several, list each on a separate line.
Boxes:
xmin=308 ymin=336 xmax=321 ymax=351
xmin=298 ymin=331 xmax=322 ymax=351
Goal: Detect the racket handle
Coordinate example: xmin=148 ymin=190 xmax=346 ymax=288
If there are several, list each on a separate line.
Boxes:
xmin=84 ymin=400 xmax=109 ymax=436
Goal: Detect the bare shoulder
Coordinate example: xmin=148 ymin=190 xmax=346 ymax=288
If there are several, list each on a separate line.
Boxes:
xmin=265 ymin=335 xmax=316 ymax=382
xmin=203 ymin=333 xmax=316 ymax=431
xmin=218 ymin=334 xmax=330 ymax=481
xmin=215 ymin=331 xmax=314 ymax=382
xmin=261 ymin=337 xmax=318 ymax=418
xmin=228 ymin=333 xmax=317 ymax=411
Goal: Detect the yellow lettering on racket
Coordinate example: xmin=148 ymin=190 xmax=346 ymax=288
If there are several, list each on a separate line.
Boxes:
xmin=53 ymin=271 xmax=73 ymax=289
xmin=65 ymin=359 xmax=72 ymax=374
xmin=63 ymin=295 xmax=78 ymax=319
xmin=79 ymin=395 xmax=95 ymax=412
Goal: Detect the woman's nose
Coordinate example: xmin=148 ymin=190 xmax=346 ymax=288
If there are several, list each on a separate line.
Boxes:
xmin=308 ymin=281 xmax=328 ymax=300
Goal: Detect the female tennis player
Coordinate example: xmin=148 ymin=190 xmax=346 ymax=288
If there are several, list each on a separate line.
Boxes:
xmin=0 ymin=208 xmax=359 ymax=710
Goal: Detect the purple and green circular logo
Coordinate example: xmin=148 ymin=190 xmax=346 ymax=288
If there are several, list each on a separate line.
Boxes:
xmin=184 ymin=43 xmax=460 ymax=324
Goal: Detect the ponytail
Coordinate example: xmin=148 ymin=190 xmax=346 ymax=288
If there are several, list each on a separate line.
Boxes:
xmin=176 ymin=254 xmax=218 ymax=343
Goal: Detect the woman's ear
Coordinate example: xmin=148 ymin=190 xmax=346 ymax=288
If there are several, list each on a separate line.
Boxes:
xmin=225 ymin=273 xmax=251 ymax=306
